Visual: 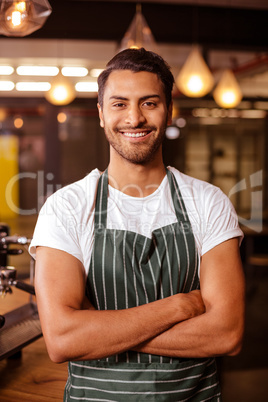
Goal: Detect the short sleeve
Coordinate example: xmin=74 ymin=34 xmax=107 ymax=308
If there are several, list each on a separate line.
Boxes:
xmin=29 ymin=192 xmax=84 ymax=265
xmin=201 ymin=187 xmax=244 ymax=256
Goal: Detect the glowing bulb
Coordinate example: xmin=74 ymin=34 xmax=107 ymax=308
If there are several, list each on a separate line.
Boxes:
xmin=187 ymin=75 xmax=203 ymax=94
xmin=119 ymin=5 xmax=158 ymax=53
xmin=11 ymin=11 xmax=22 ymax=26
xmin=0 ymin=0 xmax=52 ymax=37
xmin=221 ymin=91 xmax=236 ymax=105
xmin=53 ymin=86 xmax=69 ymax=102
xmin=45 ymin=74 xmax=76 ymax=105
xmin=213 ymin=70 xmax=242 ymax=109
xmin=5 ymin=2 xmax=28 ymax=31
xmin=176 ymin=47 xmax=214 ymax=98
xmin=16 ymin=1 xmax=26 ymax=12
xmin=57 ymin=112 xmax=67 ymax=123
xmin=14 ymin=117 xmax=24 ymax=129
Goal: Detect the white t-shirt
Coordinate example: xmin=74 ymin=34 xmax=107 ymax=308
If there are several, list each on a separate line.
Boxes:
xmin=29 ymin=167 xmax=243 ymax=275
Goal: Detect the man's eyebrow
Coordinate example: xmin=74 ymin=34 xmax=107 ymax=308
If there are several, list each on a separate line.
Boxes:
xmin=140 ymin=95 xmax=160 ymax=101
xmin=109 ymin=96 xmax=128 ymax=101
xmin=109 ymin=95 xmax=160 ymax=101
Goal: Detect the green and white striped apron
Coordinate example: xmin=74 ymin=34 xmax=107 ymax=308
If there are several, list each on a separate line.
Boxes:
xmin=64 ymin=168 xmax=221 ymax=401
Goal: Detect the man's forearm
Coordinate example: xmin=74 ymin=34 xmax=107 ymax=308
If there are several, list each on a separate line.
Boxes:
xmin=133 ymin=306 xmax=244 ymax=358
xmin=134 ymin=239 xmax=245 ymax=360
xmin=41 ymin=290 xmax=205 ymax=363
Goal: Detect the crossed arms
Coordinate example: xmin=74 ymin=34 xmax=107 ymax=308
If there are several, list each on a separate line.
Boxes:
xmin=35 ymin=237 xmax=245 ymax=363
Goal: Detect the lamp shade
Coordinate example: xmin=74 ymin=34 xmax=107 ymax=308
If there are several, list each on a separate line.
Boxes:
xmin=176 ymin=47 xmax=214 ymax=97
xmin=119 ymin=4 xmax=158 ymax=53
xmin=45 ymin=74 xmax=76 ymax=106
xmin=0 ymin=0 xmax=52 ymax=37
xmin=213 ymin=69 xmax=242 ymax=108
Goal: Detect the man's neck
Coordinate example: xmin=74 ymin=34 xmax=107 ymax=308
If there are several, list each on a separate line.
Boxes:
xmin=107 ymin=155 xmax=166 ymax=198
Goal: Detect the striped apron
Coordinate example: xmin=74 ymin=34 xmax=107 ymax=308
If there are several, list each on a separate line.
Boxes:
xmin=64 ymin=169 xmax=221 ymax=401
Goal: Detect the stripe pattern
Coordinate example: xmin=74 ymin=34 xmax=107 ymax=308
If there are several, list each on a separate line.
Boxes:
xmin=66 ymin=359 xmax=221 ymax=401
xmin=66 ymin=169 xmax=221 ymax=401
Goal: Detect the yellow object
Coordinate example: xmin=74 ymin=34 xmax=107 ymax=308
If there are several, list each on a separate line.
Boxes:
xmin=5 ymin=1 xmax=28 ymax=31
xmin=0 ymin=108 xmax=8 ymax=122
xmin=0 ymin=135 xmax=19 ymax=218
xmin=213 ymin=69 xmax=242 ymax=108
xmin=0 ymin=0 xmax=52 ymax=38
xmin=176 ymin=47 xmax=214 ymax=97
xmin=45 ymin=74 xmax=76 ymax=105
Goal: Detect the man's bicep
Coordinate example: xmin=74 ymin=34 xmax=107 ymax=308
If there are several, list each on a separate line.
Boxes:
xmin=200 ymin=237 xmax=245 ymax=337
xmin=35 ymin=247 xmax=87 ymax=327
xmin=35 ymin=247 xmax=98 ymax=362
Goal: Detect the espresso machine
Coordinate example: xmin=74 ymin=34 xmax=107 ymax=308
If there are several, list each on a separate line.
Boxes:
xmin=0 ymin=223 xmax=42 ymax=360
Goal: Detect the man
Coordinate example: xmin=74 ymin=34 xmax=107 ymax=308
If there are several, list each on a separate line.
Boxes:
xmin=30 ymin=48 xmax=245 ymax=401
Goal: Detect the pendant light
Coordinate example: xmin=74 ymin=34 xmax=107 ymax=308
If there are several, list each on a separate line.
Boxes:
xmin=176 ymin=46 xmax=214 ymax=98
xmin=0 ymin=0 xmax=52 ymax=37
xmin=119 ymin=3 xmax=158 ymax=53
xmin=45 ymin=73 xmax=76 ymax=106
xmin=213 ymin=69 xmax=242 ymax=109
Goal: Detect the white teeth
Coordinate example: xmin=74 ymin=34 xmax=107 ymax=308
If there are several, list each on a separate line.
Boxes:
xmin=123 ymin=132 xmax=147 ymax=138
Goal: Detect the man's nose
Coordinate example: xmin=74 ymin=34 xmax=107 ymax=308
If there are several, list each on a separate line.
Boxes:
xmin=125 ymin=106 xmax=146 ymax=126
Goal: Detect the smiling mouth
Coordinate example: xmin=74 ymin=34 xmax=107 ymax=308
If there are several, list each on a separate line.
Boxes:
xmin=122 ymin=131 xmax=150 ymax=138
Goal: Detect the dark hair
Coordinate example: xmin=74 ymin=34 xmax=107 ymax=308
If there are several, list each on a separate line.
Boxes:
xmin=97 ymin=48 xmax=174 ymax=109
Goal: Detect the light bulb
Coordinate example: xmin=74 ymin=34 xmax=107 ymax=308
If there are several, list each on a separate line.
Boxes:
xmin=222 ymin=91 xmax=236 ymax=105
xmin=5 ymin=2 xmax=28 ymax=32
xmin=176 ymin=47 xmax=214 ymax=98
xmin=52 ymin=86 xmax=68 ymax=102
xmin=57 ymin=112 xmax=67 ymax=124
xmin=213 ymin=70 xmax=242 ymax=109
xmin=186 ymin=75 xmax=204 ymax=94
xmin=0 ymin=0 xmax=52 ymax=37
xmin=45 ymin=74 xmax=76 ymax=105
xmin=14 ymin=117 xmax=24 ymax=129
xmin=119 ymin=4 xmax=158 ymax=53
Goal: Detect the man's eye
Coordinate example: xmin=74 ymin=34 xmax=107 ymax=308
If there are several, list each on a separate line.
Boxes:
xmin=143 ymin=102 xmax=156 ymax=107
xmin=113 ymin=103 xmax=125 ymax=108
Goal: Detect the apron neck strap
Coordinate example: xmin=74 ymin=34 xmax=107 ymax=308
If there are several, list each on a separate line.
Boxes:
xmin=94 ymin=168 xmax=190 ymax=229
xmin=165 ymin=168 xmax=189 ymax=223
xmin=94 ymin=169 xmax=109 ymax=229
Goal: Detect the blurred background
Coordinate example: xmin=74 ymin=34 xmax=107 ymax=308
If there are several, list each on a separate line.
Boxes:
xmin=0 ymin=1 xmax=267 ymax=401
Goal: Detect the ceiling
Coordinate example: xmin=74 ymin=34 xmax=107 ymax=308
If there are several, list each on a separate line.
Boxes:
xmin=25 ymin=0 xmax=268 ymax=50
xmin=1 ymin=0 xmax=268 ymax=101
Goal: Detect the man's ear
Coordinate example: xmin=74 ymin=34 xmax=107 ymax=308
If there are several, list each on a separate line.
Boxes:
xmin=97 ymin=103 xmax=104 ymax=128
xmin=167 ymin=101 xmax=173 ymax=126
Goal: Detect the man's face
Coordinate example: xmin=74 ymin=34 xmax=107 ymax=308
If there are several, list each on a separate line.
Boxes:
xmin=98 ymin=70 xmax=172 ymax=165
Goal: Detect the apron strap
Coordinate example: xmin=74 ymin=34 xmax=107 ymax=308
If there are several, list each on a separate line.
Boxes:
xmin=165 ymin=168 xmax=190 ymax=223
xmin=94 ymin=168 xmax=190 ymax=229
xmin=94 ymin=169 xmax=108 ymax=229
